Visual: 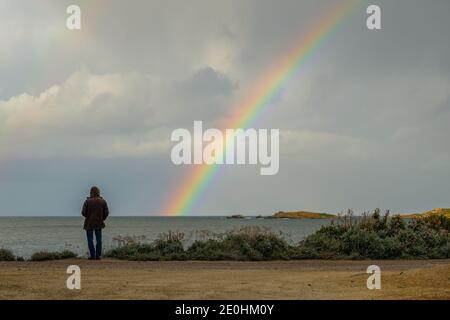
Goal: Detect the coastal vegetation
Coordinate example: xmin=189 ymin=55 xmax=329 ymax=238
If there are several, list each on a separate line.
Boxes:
xmin=0 ymin=248 xmax=77 ymax=261
xmin=30 ymin=250 xmax=77 ymax=261
xmin=294 ymin=209 xmax=450 ymax=259
xmin=106 ymin=227 xmax=291 ymax=261
xmin=105 ymin=209 xmax=449 ymax=261
xmin=0 ymin=249 xmax=15 ymax=261
xmin=1 ymin=209 xmax=449 ymax=261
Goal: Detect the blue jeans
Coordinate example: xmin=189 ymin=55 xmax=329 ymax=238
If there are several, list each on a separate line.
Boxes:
xmin=86 ymin=229 xmax=102 ymax=259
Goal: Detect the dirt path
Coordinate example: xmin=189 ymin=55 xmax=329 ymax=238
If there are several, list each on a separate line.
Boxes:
xmin=0 ymin=259 xmax=449 ymax=299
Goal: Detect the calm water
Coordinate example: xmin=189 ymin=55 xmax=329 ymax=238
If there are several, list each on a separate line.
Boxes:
xmin=0 ymin=217 xmax=331 ymax=258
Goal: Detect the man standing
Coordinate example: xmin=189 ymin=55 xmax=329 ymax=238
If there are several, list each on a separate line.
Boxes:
xmin=81 ymin=186 xmax=109 ymax=260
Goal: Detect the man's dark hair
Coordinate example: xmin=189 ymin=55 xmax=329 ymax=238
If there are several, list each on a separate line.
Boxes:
xmin=90 ymin=186 xmax=100 ymax=197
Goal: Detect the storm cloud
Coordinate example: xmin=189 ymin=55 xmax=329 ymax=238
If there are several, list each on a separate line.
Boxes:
xmin=0 ymin=0 xmax=449 ymax=215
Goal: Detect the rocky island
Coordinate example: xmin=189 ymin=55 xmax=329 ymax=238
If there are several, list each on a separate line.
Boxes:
xmin=271 ymin=211 xmax=335 ymax=219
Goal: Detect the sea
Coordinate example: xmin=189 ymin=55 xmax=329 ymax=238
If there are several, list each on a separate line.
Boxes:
xmin=0 ymin=217 xmax=332 ymax=258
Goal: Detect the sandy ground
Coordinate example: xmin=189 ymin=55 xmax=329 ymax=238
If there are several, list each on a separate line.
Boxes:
xmin=0 ymin=259 xmax=449 ymax=300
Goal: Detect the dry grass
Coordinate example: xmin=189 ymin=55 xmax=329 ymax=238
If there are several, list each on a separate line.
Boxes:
xmin=400 ymin=208 xmax=450 ymax=219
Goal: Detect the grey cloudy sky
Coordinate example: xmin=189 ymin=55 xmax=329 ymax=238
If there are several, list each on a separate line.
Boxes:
xmin=0 ymin=0 xmax=449 ymax=216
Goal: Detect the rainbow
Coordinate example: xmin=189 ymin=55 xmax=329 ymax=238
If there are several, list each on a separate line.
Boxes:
xmin=163 ymin=0 xmax=361 ymax=215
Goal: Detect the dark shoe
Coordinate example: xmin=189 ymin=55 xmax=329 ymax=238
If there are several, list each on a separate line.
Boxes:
xmin=88 ymin=257 xmax=95 ymax=260
xmin=95 ymin=256 xmax=101 ymax=260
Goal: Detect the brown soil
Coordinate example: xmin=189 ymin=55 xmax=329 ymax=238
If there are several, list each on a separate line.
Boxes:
xmin=0 ymin=259 xmax=448 ymax=300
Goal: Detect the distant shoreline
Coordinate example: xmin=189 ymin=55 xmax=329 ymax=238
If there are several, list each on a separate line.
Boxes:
xmin=226 ymin=211 xmax=336 ymax=219
xmin=1 ymin=207 xmax=449 ymax=219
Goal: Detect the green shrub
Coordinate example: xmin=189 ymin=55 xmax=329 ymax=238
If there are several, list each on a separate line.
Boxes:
xmin=153 ymin=239 xmax=185 ymax=256
xmin=187 ymin=240 xmax=227 ymax=260
xmin=104 ymin=211 xmax=450 ymax=261
xmin=106 ymin=227 xmax=290 ymax=261
xmin=59 ymin=250 xmax=78 ymax=259
xmin=218 ymin=227 xmax=291 ymax=260
xmin=296 ymin=209 xmax=450 ymax=259
xmin=0 ymin=249 xmax=15 ymax=261
xmin=106 ymin=243 xmax=153 ymax=260
xmin=106 ymin=240 xmax=187 ymax=261
xmin=30 ymin=250 xmax=77 ymax=261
